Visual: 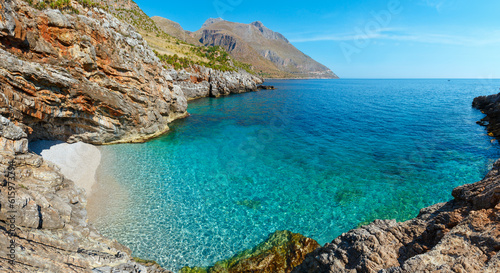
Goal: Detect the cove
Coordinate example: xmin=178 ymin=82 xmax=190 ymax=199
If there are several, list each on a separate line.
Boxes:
xmin=89 ymin=79 xmax=500 ymax=271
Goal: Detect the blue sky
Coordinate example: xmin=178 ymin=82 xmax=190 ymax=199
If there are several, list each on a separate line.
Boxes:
xmin=136 ymin=0 xmax=500 ymax=78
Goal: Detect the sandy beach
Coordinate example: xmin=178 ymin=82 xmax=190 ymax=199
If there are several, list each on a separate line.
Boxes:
xmin=30 ymin=141 xmax=102 ymax=196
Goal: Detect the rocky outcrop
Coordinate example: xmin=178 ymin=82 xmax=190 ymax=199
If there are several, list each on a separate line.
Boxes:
xmin=293 ymin=161 xmax=500 ymax=273
xmin=0 ymin=0 xmax=264 ymax=145
xmin=181 ymin=230 xmax=320 ymax=273
xmin=258 ymin=85 xmax=276 ymax=90
xmin=0 ymin=0 xmax=189 ymax=144
xmin=0 ymin=116 xmax=171 ymax=272
xmin=169 ymin=66 xmax=263 ymax=100
xmin=473 ymin=92 xmax=500 ymax=138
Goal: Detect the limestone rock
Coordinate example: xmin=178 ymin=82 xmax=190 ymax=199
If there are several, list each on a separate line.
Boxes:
xmin=0 ymin=0 xmax=263 ymax=144
xmin=473 ymin=92 xmax=500 ymax=138
xmin=0 ymin=0 xmax=187 ymax=144
xmin=293 ymin=160 xmax=500 ymax=273
xmin=169 ymin=66 xmax=263 ymax=100
xmin=0 ymin=117 xmax=171 ymax=272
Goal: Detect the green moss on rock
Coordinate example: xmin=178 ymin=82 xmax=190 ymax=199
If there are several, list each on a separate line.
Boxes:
xmin=132 ymin=257 xmax=160 ymax=267
xmin=182 ymin=230 xmax=320 ymax=273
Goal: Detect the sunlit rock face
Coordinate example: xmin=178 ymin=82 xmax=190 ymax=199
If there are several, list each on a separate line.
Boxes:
xmin=0 ymin=0 xmax=188 ymax=144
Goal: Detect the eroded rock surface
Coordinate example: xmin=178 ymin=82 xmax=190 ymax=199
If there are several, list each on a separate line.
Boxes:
xmin=0 ymin=0 xmax=190 ymax=144
xmin=0 ymin=116 xmax=171 ymax=272
xmin=293 ymin=161 xmax=500 ymax=273
xmin=473 ymin=92 xmax=500 ymax=138
xmin=170 ymin=66 xmax=263 ymax=100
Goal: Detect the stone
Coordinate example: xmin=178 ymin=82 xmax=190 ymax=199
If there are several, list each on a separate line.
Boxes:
xmin=473 ymin=92 xmax=500 ymax=138
xmin=0 ymin=116 xmax=26 ymax=140
xmin=0 ymin=122 xmax=172 ymax=272
xmin=181 ymin=230 xmax=320 ymax=273
xmin=292 ymin=160 xmax=500 ymax=273
xmin=257 ymin=85 xmax=276 ymax=90
xmin=0 ymin=0 xmax=262 ymax=145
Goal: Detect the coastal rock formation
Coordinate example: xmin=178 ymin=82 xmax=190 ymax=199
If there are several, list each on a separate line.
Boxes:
xmin=0 ymin=0 xmax=189 ymax=144
xmin=181 ymin=230 xmax=320 ymax=273
xmin=293 ymin=161 xmax=500 ymax=272
xmin=0 ymin=0 xmax=264 ymax=144
xmin=473 ymin=92 xmax=500 ymax=137
xmin=0 ymin=116 xmax=170 ymax=272
xmin=169 ymin=66 xmax=263 ymax=100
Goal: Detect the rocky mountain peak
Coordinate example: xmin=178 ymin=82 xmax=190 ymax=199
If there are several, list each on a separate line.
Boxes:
xmin=251 ymin=21 xmax=264 ymax=28
xmin=202 ymin=17 xmax=225 ymax=28
xmin=250 ymin=20 xmax=289 ymax=42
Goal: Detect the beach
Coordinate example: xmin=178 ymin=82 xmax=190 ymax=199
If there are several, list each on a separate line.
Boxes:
xmin=30 ymin=141 xmax=102 ymax=196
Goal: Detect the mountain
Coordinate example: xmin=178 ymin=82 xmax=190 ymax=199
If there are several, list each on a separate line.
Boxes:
xmin=194 ymin=19 xmax=337 ymax=78
xmin=94 ymin=0 xmax=337 ymax=78
xmin=151 ymin=16 xmax=200 ymax=45
xmin=152 ymin=17 xmax=338 ymax=79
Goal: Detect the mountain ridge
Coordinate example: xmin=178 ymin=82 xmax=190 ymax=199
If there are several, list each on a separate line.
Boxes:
xmin=154 ymin=16 xmax=338 ymax=79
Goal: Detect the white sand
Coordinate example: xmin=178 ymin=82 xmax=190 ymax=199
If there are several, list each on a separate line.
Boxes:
xmin=33 ymin=141 xmax=101 ymax=195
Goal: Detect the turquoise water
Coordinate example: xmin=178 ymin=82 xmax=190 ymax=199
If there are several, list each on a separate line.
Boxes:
xmin=92 ymin=79 xmax=500 ymax=271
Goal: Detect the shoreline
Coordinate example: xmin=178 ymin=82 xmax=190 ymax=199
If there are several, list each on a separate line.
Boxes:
xmin=29 ymin=141 xmax=102 ymax=196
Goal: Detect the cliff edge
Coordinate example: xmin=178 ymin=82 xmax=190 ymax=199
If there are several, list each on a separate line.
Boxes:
xmin=0 ymin=0 xmax=262 ymax=145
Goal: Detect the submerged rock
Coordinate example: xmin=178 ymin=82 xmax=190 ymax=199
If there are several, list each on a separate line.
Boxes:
xmin=181 ymin=230 xmax=320 ymax=273
xmin=257 ymin=85 xmax=276 ymax=90
xmin=293 ymin=160 xmax=500 ymax=273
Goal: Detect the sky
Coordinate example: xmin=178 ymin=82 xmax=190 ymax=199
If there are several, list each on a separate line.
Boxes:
xmin=135 ymin=0 xmax=500 ymax=79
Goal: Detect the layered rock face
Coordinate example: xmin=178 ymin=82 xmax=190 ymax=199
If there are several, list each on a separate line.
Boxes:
xmin=293 ymin=161 xmax=500 ymax=272
xmin=0 ymin=0 xmax=189 ymax=144
xmin=0 ymin=116 xmax=170 ymax=272
xmin=0 ymin=0 xmax=263 ymax=144
xmin=169 ymin=66 xmax=263 ymax=100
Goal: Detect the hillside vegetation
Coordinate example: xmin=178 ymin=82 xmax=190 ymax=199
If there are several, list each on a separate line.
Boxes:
xmin=21 ymin=0 xmax=336 ymax=78
xmin=22 ymin=0 xmax=256 ymax=73
xmin=93 ymin=0 xmax=255 ymax=73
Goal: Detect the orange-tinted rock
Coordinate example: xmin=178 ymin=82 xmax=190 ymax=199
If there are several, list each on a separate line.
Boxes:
xmin=0 ymin=1 xmax=187 ymax=144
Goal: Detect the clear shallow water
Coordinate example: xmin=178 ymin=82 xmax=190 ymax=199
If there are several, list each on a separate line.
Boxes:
xmin=92 ymin=79 xmax=500 ymax=271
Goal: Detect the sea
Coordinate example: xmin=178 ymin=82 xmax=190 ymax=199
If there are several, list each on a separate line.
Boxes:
xmin=89 ymin=79 xmax=500 ymax=271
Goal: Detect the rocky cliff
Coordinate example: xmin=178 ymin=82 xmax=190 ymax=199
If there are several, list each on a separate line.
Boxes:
xmin=0 ymin=0 xmax=188 ymax=144
xmin=195 ymin=19 xmax=338 ymax=79
xmin=0 ymin=115 xmax=171 ymax=272
xmin=193 ymin=19 xmax=337 ymax=79
xmin=472 ymin=92 xmax=500 ymax=138
xmin=0 ymin=0 xmax=262 ymax=145
xmin=169 ymin=65 xmax=262 ymax=100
